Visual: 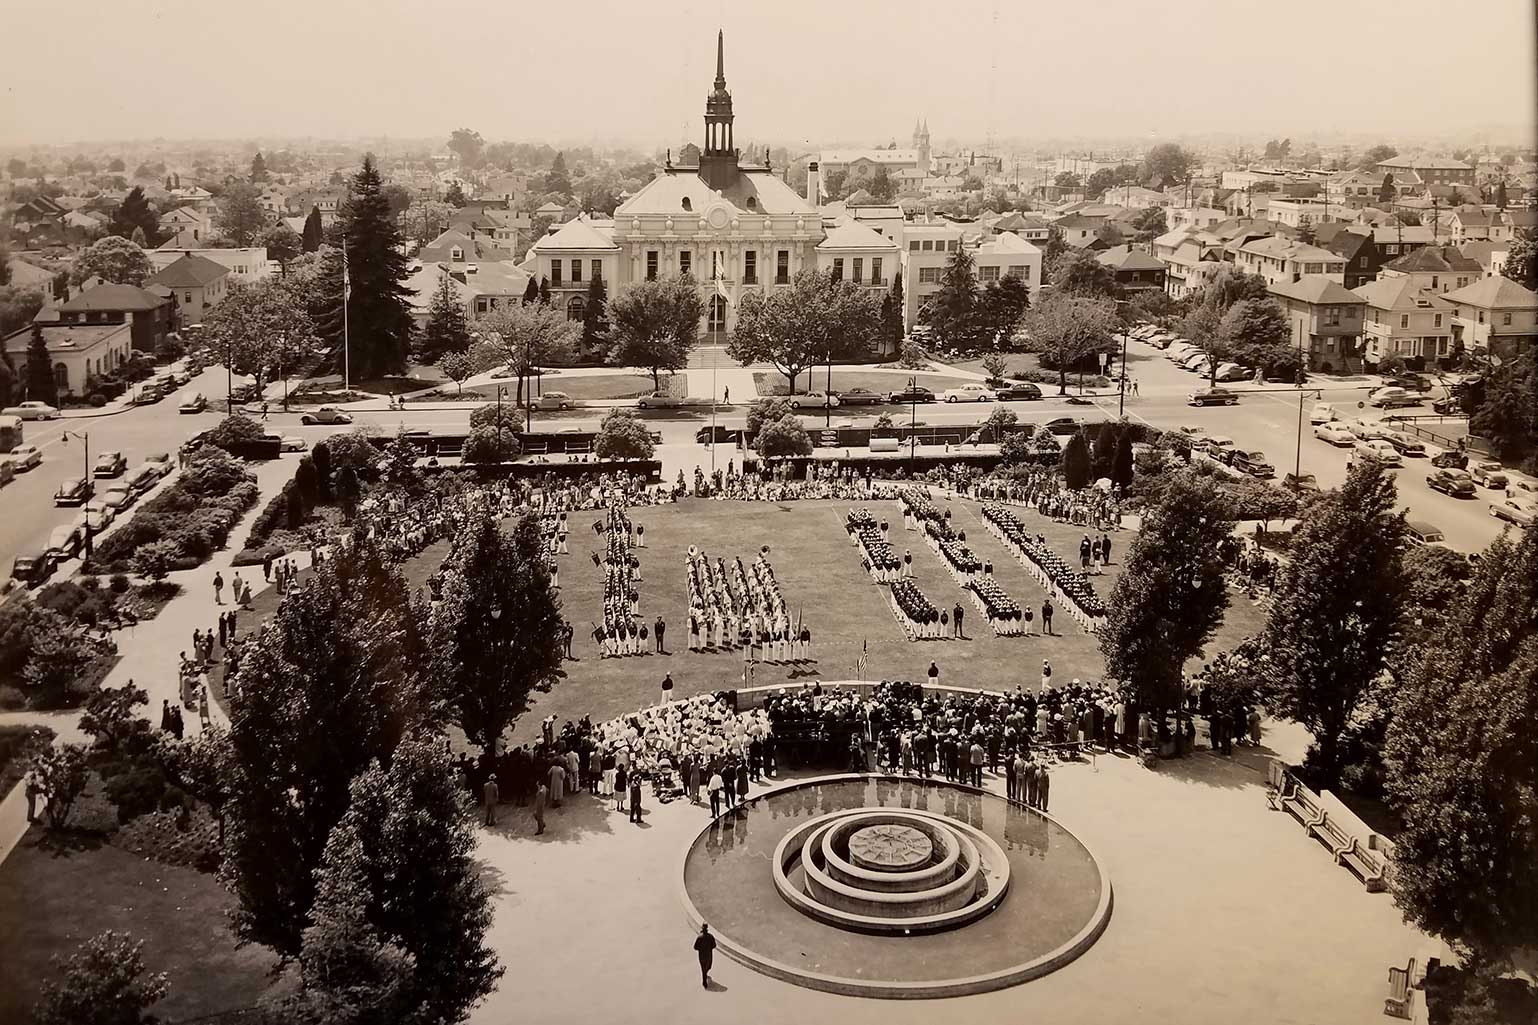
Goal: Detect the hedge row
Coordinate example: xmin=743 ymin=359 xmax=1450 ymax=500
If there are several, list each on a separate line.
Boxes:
xmin=88 ymin=448 xmax=259 ymax=574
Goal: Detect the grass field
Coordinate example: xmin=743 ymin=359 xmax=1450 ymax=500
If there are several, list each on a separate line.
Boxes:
xmin=543 ymin=372 xmax=686 ymax=400
xmin=417 ymin=497 xmax=1270 ymax=741
xmin=753 ymin=370 xmax=967 ymax=397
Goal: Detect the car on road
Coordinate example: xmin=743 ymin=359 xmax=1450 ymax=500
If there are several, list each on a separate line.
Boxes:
xmin=530 ymin=391 xmax=574 ymax=411
xmin=1506 ymin=474 xmax=1538 ymax=498
xmin=169 ymin=369 xmax=192 ymax=387
xmin=1228 ymin=450 xmax=1275 ymax=477
xmin=93 ymin=451 xmax=127 ymax=478
xmin=279 ymin=435 xmax=308 ymax=452
xmin=298 ymin=405 xmax=354 ymax=425
xmin=1343 ymin=418 xmax=1392 ymax=441
xmin=5 ymin=444 xmax=41 ymax=471
xmin=99 ymin=482 xmax=135 ymax=512
xmin=1491 ymin=495 xmax=1538 ymax=527
xmin=1384 ymin=432 xmax=1427 ymax=457
xmin=126 ymin=464 xmax=161 ymax=496
xmin=1368 ymin=386 xmax=1421 ymax=409
xmin=133 ymin=386 xmax=164 ymax=404
xmin=46 ymin=523 xmax=84 ymax=561
xmin=1188 ymin=387 xmax=1238 ymax=407
xmin=784 ymin=391 xmax=840 ymax=409
xmin=635 ymin=391 xmax=682 ymax=409
xmin=54 ymin=476 xmax=93 ymax=506
xmin=1202 ymin=435 xmax=1237 ymax=459
xmin=832 ymin=387 xmax=885 ymax=406
xmin=1313 ymin=422 xmax=1356 ymax=446
xmin=1283 ymin=472 xmax=1320 ymax=493
xmin=994 ymin=382 xmax=1043 ymax=401
xmin=1355 ymin=439 xmax=1402 ymax=465
xmin=695 ymin=425 xmax=743 ymax=444
xmin=1431 ymin=397 xmax=1462 ymax=415
xmin=177 ymin=391 xmax=207 ymax=414
xmin=10 ymin=551 xmax=55 ymax=588
xmin=1427 ymin=468 xmax=1477 ymax=497
xmin=940 ymin=384 xmax=995 ymax=403
xmin=1469 ymin=461 xmax=1509 ymax=489
xmin=142 ymin=452 xmax=172 ymax=477
xmin=1385 ymin=373 xmax=1433 ymax=393
xmin=82 ymin=500 xmax=115 ymax=531
xmin=2 ymin=401 xmax=60 ymax=420
xmin=887 ymin=384 xmax=936 ymax=404
xmin=1309 ymin=403 xmax=1339 ymax=425
xmin=1431 ymin=448 xmax=1469 ymax=469
xmin=1044 ymin=417 xmax=1085 ymax=436
xmin=1405 ymin=521 xmax=1447 ymax=547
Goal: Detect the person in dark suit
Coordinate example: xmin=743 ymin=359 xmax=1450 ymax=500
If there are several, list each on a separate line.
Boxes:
xmin=694 ymin=924 xmax=717 ymax=988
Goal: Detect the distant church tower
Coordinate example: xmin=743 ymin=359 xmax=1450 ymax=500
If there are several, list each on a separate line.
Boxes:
xmin=913 ymin=118 xmax=932 ymax=175
xmin=699 ymin=30 xmax=739 ymax=191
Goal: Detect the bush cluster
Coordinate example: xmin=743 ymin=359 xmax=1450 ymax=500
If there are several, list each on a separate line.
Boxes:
xmin=89 ymin=448 xmax=258 ymax=574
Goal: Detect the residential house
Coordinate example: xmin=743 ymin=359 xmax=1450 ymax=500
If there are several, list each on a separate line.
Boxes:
xmin=1096 ymin=245 xmax=1167 ymax=293
xmin=1052 ymin=213 xmax=1111 ymax=249
xmin=989 ymin=211 xmax=1052 ymax=246
xmin=1156 ymin=230 xmax=1226 ymax=299
xmin=1325 ymin=170 xmax=1386 ymax=208
xmin=1235 ymin=236 xmax=1346 ymax=287
xmin=1375 ymin=156 xmax=1474 ymax=188
xmin=145 ymin=253 xmax=231 ymax=325
xmin=1265 ymin=198 xmax=1338 ymax=229
xmin=168 ymin=185 xmax=214 ymax=210
xmin=1378 ymin=246 xmax=1482 ymax=295
xmin=1166 ymin=206 xmax=1227 ymax=233
xmin=2 ymin=322 xmax=137 ymax=397
xmin=10 ymin=194 xmax=65 ymax=232
xmin=1459 ymin=240 xmax=1509 ymax=279
xmin=55 ymin=282 xmax=175 ymax=354
xmin=1442 ymin=276 xmax=1538 ymax=357
xmin=149 ymin=246 xmax=271 ymax=284
xmin=1268 ymin=275 xmax=1366 ymax=371
xmin=1353 ymin=275 xmax=1456 ymax=366
xmin=1430 ymin=205 xmax=1513 ymax=244
xmin=158 ymin=205 xmax=211 ymax=244
xmin=404 ymin=260 xmax=532 ymax=330
xmin=1099 ymin=185 xmax=1172 ymax=210
xmin=481 ymin=174 xmax=528 ymax=207
xmin=1313 ymin=224 xmax=1376 ymax=288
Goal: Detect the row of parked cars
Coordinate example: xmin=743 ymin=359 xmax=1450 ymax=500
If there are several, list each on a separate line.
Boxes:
xmin=636 ymin=380 xmax=1048 ymax=412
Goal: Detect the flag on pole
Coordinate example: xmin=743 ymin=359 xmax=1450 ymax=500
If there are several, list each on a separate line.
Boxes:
xmin=714 ymin=272 xmax=728 ymax=300
xmin=856 ymin=638 xmax=868 ymax=680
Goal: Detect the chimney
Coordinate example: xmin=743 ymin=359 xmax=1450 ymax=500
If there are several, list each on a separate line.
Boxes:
xmin=807 ymin=160 xmax=820 ymax=205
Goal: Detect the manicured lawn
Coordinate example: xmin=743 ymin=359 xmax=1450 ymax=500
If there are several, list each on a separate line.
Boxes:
xmin=542 ymin=372 xmax=687 ymax=400
xmin=0 ymin=826 xmax=277 ymax=1023
xmin=753 ymin=370 xmax=966 ymax=397
xmin=952 ymin=354 xmax=1112 ymax=389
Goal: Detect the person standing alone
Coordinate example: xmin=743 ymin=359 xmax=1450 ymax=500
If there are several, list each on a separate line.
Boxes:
xmin=483 ymin=773 xmax=500 ymax=827
xmin=694 ymin=924 xmax=717 ymax=988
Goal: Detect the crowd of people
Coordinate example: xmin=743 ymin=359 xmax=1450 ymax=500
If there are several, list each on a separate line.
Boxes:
xmin=983 ymin=503 xmax=1108 ymax=626
xmin=683 ymin=461 xmax=902 ymax=503
xmin=682 ymin=548 xmax=809 ymax=662
xmin=944 ymin=464 xmax=1126 ymax=531
xmin=592 ymin=507 xmax=645 ymax=658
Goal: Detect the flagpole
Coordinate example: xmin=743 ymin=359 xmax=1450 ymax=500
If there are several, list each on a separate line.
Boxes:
xmin=341 ymin=233 xmax=351 ymax=396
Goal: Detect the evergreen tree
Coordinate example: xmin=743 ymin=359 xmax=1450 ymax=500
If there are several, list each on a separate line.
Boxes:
xmin=1502 ymin=227 xmax=1537 ymax=291
xmin=418 ymin=272 xmax=470 ymax=363
xmin=250 ymin=151 xmax=268 ymax=183
xmin=883 ymin=276 xmax=906 ymax=352
xmin=1111 ymin=430 xmax=1134 ymax=488
xmin=25 ymin=322 xmax=57 ymax=405
xmin=1378 ymin=174 xmax=1397 ymax=204
xmin=1495 ymin=178 xmax=1508 ymax=210
xmin=221 ymin=544 xmax=431 ymax=957
xmin=1468 ymin=350 xmax=1536 ymax=462
xmin=977 ymin=273 xmax=1031 ymax=347
xmin=522 ymin=277 xmax=539 ymax=305
xmin=430 ymin=514 xmax=565 ymax=756
xmin=537 ymin=276 xmax=551 ymax=305
xmin=129 ymin=225 xmax=146 ymax=246
xmin=927 ymin=246 xmax=982 ymax=348
xmin=546 ymin=151 xmax=572 ymax=197
xmin=1061 ymin=427 xmax=1093 ymax=488
xmin=301 ymin=205 xmax=323 ymax=253
xmin=581 ymin=274 xmax=610 ymax=354
xmin=1091 ymin=421 xmax=1118 ymax=480
xmin=0 ymin=346 xmax=16 ymax=407
xmin=1099 ymin=471 xmax=1233 ymax=720
xmin=311 ymin=155 xmax=417 ymax=380
xmin=107 ymin=185 xmax=160 ymax=244
xmin=1383 ymin=528 xmax=1538 ymax=961
xmin=1261 ymin=461 xmax=1407 ymax=786
xmin=444 ymin=182 xmax=467 ymax=207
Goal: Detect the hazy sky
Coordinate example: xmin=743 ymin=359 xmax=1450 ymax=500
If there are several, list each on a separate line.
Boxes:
xmin=2 ymin=0 xmax=1535 ymax=149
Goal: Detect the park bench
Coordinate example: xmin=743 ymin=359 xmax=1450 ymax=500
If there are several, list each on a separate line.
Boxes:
xmin=1384 ymin=958 xmax=1416 ymax=1019
xmin=1281 ymin=779 xmax=1326 ymax=830
xmin=1264 ymin=759 xmax=1291 ymax=808
xmin=524 ymin=439 xmax=548 ymax=456
xmin=566 ymin=439 xmax=592 ymax=455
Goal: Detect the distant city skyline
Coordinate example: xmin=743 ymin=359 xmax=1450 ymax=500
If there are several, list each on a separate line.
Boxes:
xmin=2 ymin=0 xmax=1535 ymax=150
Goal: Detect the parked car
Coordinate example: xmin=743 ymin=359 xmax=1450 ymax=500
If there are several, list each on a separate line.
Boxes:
xmin=299 ymin=405 xmax=354 ymax=425
xmin=54 ymin=477 xmax=94 ymax=506
xmin=126 ymin=464 xmax=161 ymax=496
xmin=82 ymin=500 xmax=115 ymax=531
xmin=1202 ymin=436 xmax=1237 ymax=459
xmin=1179 ymin=353 xmax=1210 ymax=373
xmin=1355 ymin=439 xmax=1402 ymax=465
xmin=1431 ymin=397 xmax=1462 ymax=415
xmin=784 ymin=391 xmax=840 ymax=409
xmin=177 ymin=391 xmax=207 ymax=414
xmin=11 ymin=552 xmax=55 ymax=587
xmin=1313 ymin=423 xmax=1356 ymax=446
xmin=1430 ymin=449 xmax=1469 ymax=469
xmin=633 ymin=391 xmax=681 ymax=409
xmin=46 ymin=523 xmax=84 ymax=561
xmin=832 ymin=387 xmax=885 ymax=406
xmin=1469 ymin=461 xmax=1509 ymax=489
xmin=1382 ymin=432 xmax=1426 ymax=457
xmin=1491 ymin=495 xmax=1538 ymax=527
xmin=1385 ymin=373 xmax=1432 ymax=392
xmin=1283 ymin=472 xmax=1320 ymax=493
xmin=1044 ymin=417 xmax=1085 ymax=436
xmin=1368 ymin=386 xmax=1420 ymax=409
xmin=1427 ymin=468 xmax=1477 ymax=497
xmin=994 ymin=382 xmax=1043 ymax=401
xmin=1309 ymin=403 xmax=1339 ymax=425
xmin=1405 ymin=521 xmax=1447 ymax=547
xmin=5 ymin=444 xmax=41 ymax=471
xmin=530 ymin=391 xmax=573 ymax=411
xmin=169 ymin=369 xmax=192 ymax=387
xmin=99 ymin=482 xmax=135 ymax=511
xmin=1506 ymin=474 xmax=1538 ymax=498
xmin=1214 ymin=363 xmax=1251 ymax=383
xmin=142 ymin=452 xmax=172 ymax=477
xmin=1189 ymin=387 xmax=1238 ymax=407
xmin=133 ymin=387 xmax=164 ymax=405
xmin=1 ymin=401 xmax=60 ymax=420
xmin=888 ymin=384 xmax=936 ymax=404
xmin=1229 ymin=450 xmax=1275 ymax=478
xmin=940 ymin=384 xmax=996 ymax=403
xmin=1343 ymin=418 xmax=1391 ymax=441
xmin=93 ymin=451 xmax=127 ymax=478
xmin=279 ymin=435 xmax=308 ymax=452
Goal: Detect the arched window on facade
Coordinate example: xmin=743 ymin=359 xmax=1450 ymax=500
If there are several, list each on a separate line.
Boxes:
xmin=54 ymin=363 xmax=69 ymax=388
xmin=681 ymin=197 xmax=692 ymax=212
xmin=566 ymin=296 xmax=586 ymax=322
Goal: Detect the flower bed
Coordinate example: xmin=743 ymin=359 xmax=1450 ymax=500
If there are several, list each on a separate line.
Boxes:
xmin=982 ymin=502 xmax=1107 ymax=629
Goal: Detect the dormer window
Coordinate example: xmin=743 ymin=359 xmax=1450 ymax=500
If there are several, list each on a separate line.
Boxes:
xmin=681 ymin=198 xmax=693 ymax=212
xmin=746 ymin=197 xmax=757 ymax=211
xmin=451 ymin=246 xmax=464 ymax=261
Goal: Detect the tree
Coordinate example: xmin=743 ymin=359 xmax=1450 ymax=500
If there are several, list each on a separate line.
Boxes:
xmin=881 ymin=276 xmax=905 ymax=353
xmin=221 ymin=546 xmax=429 ymax=957
xmin=1091 ymin=421 xmax=1118 ymax=479
xmin=1084 ymin=167 xmax=1117 ymax=199
xmin=404 ymin=199 xmax=455 ymax=244
xmin=1358 ymin=144 xmax=1398 ymax=171
xmin=381 ymin=429 xmax=423 ymax=495
xmin=1061 ymin=428 xmax=1093 ymax=488
xmin=980 ymin=352 xmax=1008 ymax=383
xmin=1383 ymin=527 xmax=1537 ymax=961
xmin=249 ymin=151 xmax=268 ymax=183
xmin=28 ymin=742 xmax=91 ymax=830
xmin=1213 ymin=297 xmax=1293 ymax=384
xmin=1021 ymin=291 xmax=1120 ymax=393
xmin=976 ymin=273 xmax=1031 ymax=346
xmin=462 ymin=426 xmax=521 ymax=464
xmin=1378 ymin=174 xmax=1397 ymax=204
xmin=581 ymin=274 xmax=610 ymax=355
xmin=311 ymin=155 xmax=417 ymax=380
xmin=1053 ymin=172 xmax=1082 ymax=190
xmin=594 ymin=408 xmax=655 ymax=460
xmin=1139 ymin=143 xmax=1195 ymax=187
xmin=0 ymin=285 xmax=44 ymax=336
xmin=545 ymin=151 xmax=572 ymax=197
xmin=431 ymin=515 xmax=563 ymax=755
xmin=71 ymin=235 xmax=151 ymax=286
xmin=521 ymin=278 xmax=540 ymax=305
xmin=1050 ymin=247 xmax=1121 ymax=300
xmin=1041 ymin=224 xmax=1067 ymax=270
xmin=1502 ymin=227 xmax=1536 ymax=291
xmin=1469 ymin=351 xmax=1536 ymax=462
xmin=291 ymin=733 xmax=501 ymax=1022
xmin=1494 ymin=178 xmax=1509 ymax=210
xmin=0 ymin=345 xmax=15 ymax=407
xmin=1112 ymin=430 xmax=1134 ymax=488
xmin=419 ymin=272 xmax=471 ymax=364
xmin=867 ymin=166 xmax=896 ymax=202
xmin=728 ymin=270 xmax=882 ymax=392
xmin=820 ymin=168 xmax=848 ymax=201
xmin=80 ymin=678 xmax=148 ymax=753
xmin=260 ymin=225 xmax=302 ymax=276
xmin=301 ymin=205 xmax=323 ymax=252
xmin=925 ymin=247 xmax=986 ymax=349
xmin=214 ymin=182 xmax=268 ymax=247
xmin=607 ymin=276 xmax=705 ymax=390
xmin=1182 ymin=266 xmax=1273 ymax=378
xmin=24 ymin=323 xmax=57 ymax=405
xmin=107 ymin=186 xmax=160 ymax=244
xmin=1099 ymin=472 xmax=1233 ymax=720
xmin=438 ymin=352 xmax=475 ymax=397
xmin=756 ymin=415 xmax=813 ymax=458
xmin=33 ymin=930 xmax=168 ymax=1025
xmin=444 ymin=182 xmax=468 ymax=208
xmin=478 ymin=300 xmax=579 ymax=405
xmin=1262 ymin=461 xmax=1406 ymax=786
xmin=447 ymin=128 xmax=485 ymax=169
xmin=1131 ymin=207 xmax=1167 ymax=243
xmin=198 ymin=279 xmax=320 ymax=397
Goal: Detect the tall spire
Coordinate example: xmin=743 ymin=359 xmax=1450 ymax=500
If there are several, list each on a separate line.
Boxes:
xmin=715 ymin=29 xmax=726 ymax=89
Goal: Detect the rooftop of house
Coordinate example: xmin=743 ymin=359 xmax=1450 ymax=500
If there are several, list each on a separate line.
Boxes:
xmin=1097 ymin=244 xmax=1166 ymax=272
xmin=58 ymin=282 xmax=167 ymax=312
xmin=1239 ymin=236 xmax=1343 ymax=262
xmin=146 ymin=253 xmax=229 ymax=288
xmin=1441 ymin=275 xmax=1538 ymax=310
xmin=529 ymin=216 xmax=620 ymax=253
xmin=1382 ymin=245 xmax=1483 ymax=274
xmin=816 ymin=217 xmax=902 ymax=252
xmin=2 ymin=320 xmax=132 ymax=355
xmin=1269 ymin=274 xmax=1364 ymax=305
xmin=1377 ymin=156 xmax=1471 ymax=171
xmin=1352 ymin=275 xmax=1454 ymax=310
xmin=976 ymin=231 xmax=1041 ymax=257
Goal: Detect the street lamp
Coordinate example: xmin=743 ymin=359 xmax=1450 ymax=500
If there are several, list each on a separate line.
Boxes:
xmin=62 ymin=429 xmax=90 ymax=485
xmin=1115 ymin=299 xmax=1131 ymax=419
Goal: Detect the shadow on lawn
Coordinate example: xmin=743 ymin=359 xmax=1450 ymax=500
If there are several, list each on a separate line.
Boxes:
xmin=27 ymin=825 xmax=110 ymax=857
xmin=480 ymin=789 xmax=622 ymax=848
xmin=1149 ymin=747 xmax=1270 ymax=791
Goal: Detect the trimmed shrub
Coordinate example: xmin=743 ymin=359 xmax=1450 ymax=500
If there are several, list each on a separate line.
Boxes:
xmin=108 ymin=574 xmax=130 ymax=594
